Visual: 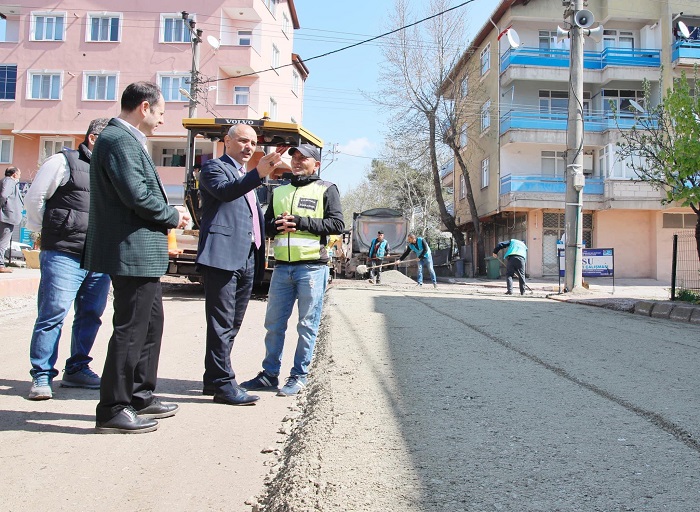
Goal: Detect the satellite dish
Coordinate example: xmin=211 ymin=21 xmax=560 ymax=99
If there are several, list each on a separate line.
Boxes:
xmin=629 ymin=99 xmax=644 ymax=113
xmin=206 ymin=35 xmax=220 ymax=50
xmin=678 ymin=21 xmax=691 ymax=39
xmin=506 ymin=28 xmax=521 ymax=49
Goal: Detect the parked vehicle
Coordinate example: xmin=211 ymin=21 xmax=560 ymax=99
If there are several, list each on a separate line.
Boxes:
xmin=345 ymin=208 xmax=409 ymax=278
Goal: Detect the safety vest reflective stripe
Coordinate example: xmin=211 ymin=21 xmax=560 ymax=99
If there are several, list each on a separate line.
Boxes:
xmin=272 ymin=236 xmax=319 ymax=248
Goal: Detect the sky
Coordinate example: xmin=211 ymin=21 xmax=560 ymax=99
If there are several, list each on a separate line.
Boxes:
xmin=292 ymin=0 xmax=497 ymax=194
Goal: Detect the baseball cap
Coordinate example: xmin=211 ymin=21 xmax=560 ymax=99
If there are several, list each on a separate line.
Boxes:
xmin=288 ymin=144 xmax=321 ymax=162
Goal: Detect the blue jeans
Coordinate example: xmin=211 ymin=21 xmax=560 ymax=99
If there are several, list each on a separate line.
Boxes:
xmin=417 ymin=253 xmax=437 ymax=285
xmin=262 ymin=263 xmax=329 ymax=378
xmin=29 ymin=250 xmax=111 ymax=379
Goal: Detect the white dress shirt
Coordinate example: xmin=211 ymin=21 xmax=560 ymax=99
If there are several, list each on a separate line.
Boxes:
xmin=24 ymin=153 xmax=70 ymax=233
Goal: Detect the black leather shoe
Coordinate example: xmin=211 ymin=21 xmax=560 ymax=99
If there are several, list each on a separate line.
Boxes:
xmin=135 ymin=398 xmax=179 ymax=419
xmin=95 ymin=407 xmax=158 ymax=434
xmin=213 ymin=387 xmax=259 ymax=406
xmin=202 ymin=385 xmax=216 ymax=396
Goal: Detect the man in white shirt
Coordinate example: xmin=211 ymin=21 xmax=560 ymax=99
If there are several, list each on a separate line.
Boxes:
xmin=24 ymin=118 xmax=112 ymax=400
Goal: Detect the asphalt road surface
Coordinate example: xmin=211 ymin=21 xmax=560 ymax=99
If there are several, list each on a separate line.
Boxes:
xmin=263 ymin=278 xmax=700 ymax=512
xmin=1 ymin=276 xmax=699 ymax=511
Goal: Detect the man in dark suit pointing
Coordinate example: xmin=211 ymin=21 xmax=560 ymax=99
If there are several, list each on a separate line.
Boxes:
xmin=84 ymin=82 xmax=190 ymax=433
xmin=196 ymin=124 xmax=284 ymax=405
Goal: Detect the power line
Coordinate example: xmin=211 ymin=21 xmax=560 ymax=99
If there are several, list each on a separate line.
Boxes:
xmin=205 ymin=0 xmax=477 ymax=85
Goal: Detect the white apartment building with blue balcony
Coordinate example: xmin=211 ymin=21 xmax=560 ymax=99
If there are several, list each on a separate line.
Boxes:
xmin=447 ymin=0 xmax=697 ymax=279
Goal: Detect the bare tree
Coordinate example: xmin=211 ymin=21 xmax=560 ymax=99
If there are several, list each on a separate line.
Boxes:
xmin=375 ymin=0 xmax=489 ymax=273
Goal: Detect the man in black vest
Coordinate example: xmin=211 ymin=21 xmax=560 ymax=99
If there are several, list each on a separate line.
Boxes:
xmin=24 ymin=118 xmax=112 ymax=400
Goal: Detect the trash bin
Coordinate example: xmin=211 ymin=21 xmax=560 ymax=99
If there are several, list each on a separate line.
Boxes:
xmin=455 ymin=258 xmax=464 ymax=278
xmin=485 ymin=256 xmax=501 ymax=279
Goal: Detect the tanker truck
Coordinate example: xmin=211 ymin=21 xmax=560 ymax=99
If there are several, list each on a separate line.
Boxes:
xmin=345 ymin=208 xmax=409 ymax=278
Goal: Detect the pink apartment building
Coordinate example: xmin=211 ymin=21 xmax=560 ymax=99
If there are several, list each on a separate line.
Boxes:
xmin=0 ymin=0 xmax=307 ymax=201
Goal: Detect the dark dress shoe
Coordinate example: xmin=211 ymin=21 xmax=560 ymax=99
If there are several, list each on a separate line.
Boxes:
xmin=213 ymin=387 xmax=259 ymax=406
xmin=202 ymin=385 xmax=216 ymax=396
xmin=135 ymin=398 xmax=179 ymax=419
xmin=95 ymin=407 xmax=158 ymax=434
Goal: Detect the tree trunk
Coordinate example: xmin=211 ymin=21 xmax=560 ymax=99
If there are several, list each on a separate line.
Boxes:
xmin=451 ymin=147 xmax=485 ymax=275
xmin=426 ymin=111 xmax=465 ymax=248
xmin=695 ymin=212 xmax=700 ymax=264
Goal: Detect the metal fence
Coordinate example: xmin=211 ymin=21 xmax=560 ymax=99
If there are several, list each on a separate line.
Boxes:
xmin=671 ymin=232 xmax=700 ymax=300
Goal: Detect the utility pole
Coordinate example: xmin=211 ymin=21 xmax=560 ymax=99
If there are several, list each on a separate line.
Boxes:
xmin=564 ymin=0 xmax=585 ymax=292
xmin=182 ymin=11 xmax=202 ymax=225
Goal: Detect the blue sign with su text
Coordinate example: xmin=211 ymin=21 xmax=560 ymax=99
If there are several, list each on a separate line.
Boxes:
xmin=559 ymin=248 xmax=614 ymax=277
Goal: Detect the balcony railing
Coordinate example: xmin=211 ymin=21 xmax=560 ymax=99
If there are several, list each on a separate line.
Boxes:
xmin=500 ymin=174 xmax=604 ymax=195
xmin=499 ymin=110 xmax=654 ymax=135
xmin=500 ymin=46 xmax=661 ymax=73
xmin=672 ymin=39 xmax=700 ymax=62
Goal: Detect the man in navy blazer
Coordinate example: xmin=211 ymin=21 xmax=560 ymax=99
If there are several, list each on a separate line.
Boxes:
xmin=196 ymin=123 xmax=284 ymax=405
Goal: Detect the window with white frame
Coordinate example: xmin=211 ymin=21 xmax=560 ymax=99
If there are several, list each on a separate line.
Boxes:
xmin=480 ymin=44 xmax=490 ymax=76
xmin=459 ymin=174 xmax=466 ymax=200
xmin=481 ymin=158 xmax=490 ymax=188
xmin=238 ymin=30 xmax=252 ymax=46
xmin=292 ymin=70 xmax=300 ymax=96
xmin=159 ymin=74 xmax=189 ymax=102
xmin=234 ymin=86 xmax=250 ymax=105
xmin=540 ymin=90 xmax=591 ymax=117
xmin=282 ymin=13 xmax=290 ymax=36
xmin=0 ymin=65 xmax=17 ymax=100
xmin=28 ymin=71 xmax=61 ymax=100
xmin=539 ymin=30 xmax=570 ymax=51
xmin=603 ymin=30 xmax=634 ymax=49
xmin=269 ymin=97 xmax=278 ymax=119
xmin=460 ymin=75 xmax=468 ymax=97
xmin=160 ymin=14 xmax=192 ymax=43
xmin=0 ymin=16 xmax=20 ymax=42
xmin=160 ymin=147 xmax=201 ymax=167
xmin=272 ymin=44 xmax=280 ymax=69
xmin=264 ymin=0 xmax=279 ymax=16
xmin=459 ymin=123 xmax=468 ymax=147
xmin=480 ymin=100 xmax=491 ymax=131
xmin=600 ymin=144 xmax=643 ymax=179
xmin=84 ymin=73 xmax=118 ymax=101
xmin=541 ymin=150 xmax=567 ymax=176
xmin=0 ymin=136 xmax=13 ymax=164
xmin=40 ymin=137 xmax=73 ymax=162
xmin=31 ymin=12 xmax=66 ymax=41
xmin=602 ymin=89 xmax=644 ymax=117
xmin=87 ymin=13 xmax=121 ymax=42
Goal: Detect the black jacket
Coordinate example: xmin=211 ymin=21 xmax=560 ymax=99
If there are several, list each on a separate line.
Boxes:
xmin=41 ymin=144 xmax=91 ymax=256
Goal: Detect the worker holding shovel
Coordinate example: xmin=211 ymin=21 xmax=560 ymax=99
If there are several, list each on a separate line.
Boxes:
xmin=493 ymin=239 xmax=528 ymax=295
xmin=399 ymin=234 xmax=437 ymax=288
xmin=368 ymin=231 xmax=390 ymax=284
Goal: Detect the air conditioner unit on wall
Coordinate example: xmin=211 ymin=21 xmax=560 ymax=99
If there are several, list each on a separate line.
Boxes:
xmin=583 ymin=154 xmax=593 ymax=176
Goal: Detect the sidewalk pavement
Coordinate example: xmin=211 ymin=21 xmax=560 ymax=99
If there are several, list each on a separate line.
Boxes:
xmin=0 ymin=265 xmax=41 ymax=298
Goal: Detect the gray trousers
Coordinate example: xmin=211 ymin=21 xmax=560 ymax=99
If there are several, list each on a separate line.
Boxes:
xmin=0 ymin=221 xmax=14 ymax=267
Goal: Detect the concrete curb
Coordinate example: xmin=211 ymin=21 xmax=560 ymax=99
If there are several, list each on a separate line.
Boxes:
xmin=633 ymin=300 xmax=700 ymax=325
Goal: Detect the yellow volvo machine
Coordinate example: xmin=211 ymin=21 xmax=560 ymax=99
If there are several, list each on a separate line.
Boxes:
xmin=167 ymin=117 xmax=323 ymax=281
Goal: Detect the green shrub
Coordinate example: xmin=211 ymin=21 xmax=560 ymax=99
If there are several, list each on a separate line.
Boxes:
xmin=676 ymin=289 xmax=700 ymax=304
